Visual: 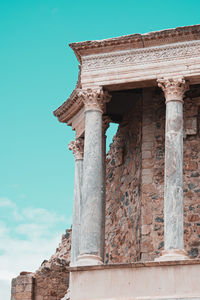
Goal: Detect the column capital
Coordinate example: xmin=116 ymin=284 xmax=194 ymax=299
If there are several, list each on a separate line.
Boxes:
xmin=157 ymin=77 xmax=189 ymax=103
xmin=79 ymin=88 xmax=111 ymax=113
xmin=68 ymin=138 xmax=84 ymax=160
xmin=102 ymin=116 xmax=111 ymax=134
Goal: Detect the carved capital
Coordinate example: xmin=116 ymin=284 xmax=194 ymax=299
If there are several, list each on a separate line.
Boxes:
xmin=79 ymin=88 xmax=111 ymax=113
xmin=68 ymin=138 xmax=84 ymax=160
xmin=157 ymin=77 xmax=189 ymax=103
xmin=102 ymin=116 xmax=111 ymax=134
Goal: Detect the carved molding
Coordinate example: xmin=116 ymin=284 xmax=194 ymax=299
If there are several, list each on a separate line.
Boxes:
xmin=82 ymin=41 xmax=200 ymax=72
xmin=157 ymin=77 xmax=189 ymax=103
xmin=68 ymin=138 xmax=84 ymax=160
xmin=78 ymin=88 xmax=111 ymax=113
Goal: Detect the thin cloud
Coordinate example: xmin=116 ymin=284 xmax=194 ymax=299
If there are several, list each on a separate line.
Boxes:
xmin=0 ymin=197 xmax=16 ymax=208
xmin=0 ymin=197 xmax=72 ymax=299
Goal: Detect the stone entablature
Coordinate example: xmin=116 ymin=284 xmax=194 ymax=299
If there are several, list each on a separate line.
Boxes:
xmin=53 ymin=25 xmax=200 ymax=137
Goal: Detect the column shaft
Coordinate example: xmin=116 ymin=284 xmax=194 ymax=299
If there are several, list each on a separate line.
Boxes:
xmin=157 ymin=77 xmax=189 ymax=261
xmin=80 ymin=110 xmax=103 ymax=263
xmin=68 ymin=138 xmax=84 ymax=266
xmin=164 ymin=100 xmax=183 ymax=250
xmin=77 ymin=88 xmax=111 ymax=266
xmin=71 ymin=159 xmax=83 ymax=266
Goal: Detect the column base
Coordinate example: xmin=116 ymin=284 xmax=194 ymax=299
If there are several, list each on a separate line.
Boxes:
xmin=76 ymin=254 xmax=103 ymax=266
xmin=155 ymin=249 xmax=189 ymax=261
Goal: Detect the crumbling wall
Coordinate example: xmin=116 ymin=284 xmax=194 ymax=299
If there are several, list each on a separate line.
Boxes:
xmin=11 ymin=230 xmax=71 ymax=300
xmin=34 ymin=229 xmax=71 ymax=300
xmin=11 ymin=272 xmax=34 ymax=300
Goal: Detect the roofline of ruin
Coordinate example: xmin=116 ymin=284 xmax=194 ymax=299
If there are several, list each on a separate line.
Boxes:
xmin=69 ymin=24 xmax=200 ymax=62
xmin=53 ymin=24 xmax=200 ymax=124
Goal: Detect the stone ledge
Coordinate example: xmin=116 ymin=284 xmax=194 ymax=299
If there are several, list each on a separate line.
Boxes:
xmin=70 ymin=261 xmax=200 ymax=300
xmin=69 ymin=258 xmax=200 ymax=272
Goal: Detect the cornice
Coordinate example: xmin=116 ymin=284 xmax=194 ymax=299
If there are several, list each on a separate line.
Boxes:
xmin=53 ymin=66 xmax=83 ymax=123
xmin=70 ymin=25 xmax=200 ymax=63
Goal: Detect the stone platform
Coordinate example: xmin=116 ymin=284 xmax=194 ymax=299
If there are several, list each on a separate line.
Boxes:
xmin=70 ymin=260 xmax=200 ymax=300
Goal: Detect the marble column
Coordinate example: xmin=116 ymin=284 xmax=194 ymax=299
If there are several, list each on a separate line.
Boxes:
xmin=77 ymin=88 xmax=111 ymax=266
xmin=68 ymin=138 xmax=84 ymax=266
xmin=157 ymin=77 xmax=189 ymax=261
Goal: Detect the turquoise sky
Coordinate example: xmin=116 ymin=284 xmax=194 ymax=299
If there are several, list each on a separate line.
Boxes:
xmin=0 ymin=0 xmax=200 ymax=298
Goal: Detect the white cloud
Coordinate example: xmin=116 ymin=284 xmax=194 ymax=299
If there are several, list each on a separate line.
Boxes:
xmin=0 ymin=197 xmax=16 ymax=208
xmin=0 ymin=197 xmax=72 ymax=299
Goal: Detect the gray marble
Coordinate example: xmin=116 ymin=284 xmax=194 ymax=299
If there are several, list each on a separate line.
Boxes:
xmin=70 ymin=159 xmax=83 ymax=266
xmin=164 ymin=100 xmax=184 ymax=250
xmin=80 ymin=110 xmax=103 ymax=260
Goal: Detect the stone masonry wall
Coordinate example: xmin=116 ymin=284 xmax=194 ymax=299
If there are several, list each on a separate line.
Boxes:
xmin=140 ymin=88 xmax=165 ymax=261
xmin=183 ymin=93 xmax=200 ymax=259
xmin=105 ymin=86 xmax=200 ymax=262
xmin=34 ymin=229 xmax=71 ymax=300
xmin=11 ymin=273 xmax=34 ymax=300
xmin=105 ymin=96 xmax=142 ymax=263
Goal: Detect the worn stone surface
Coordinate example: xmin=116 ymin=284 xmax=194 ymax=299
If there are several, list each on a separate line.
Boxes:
xmin=11 ymin=273 xmax=34 ymax=300
xmin=104 ymin=96 xmax=142 ymax=264
xmin=158 ymin=78 xmax=188 ymax=253
xmin=183 ymin=95 xmax=200 ymax=259
xmin=34 ymin=229 xmax=71 ymax=300
xmin=70 ymin=158 xmax=83 ymax=266
xmin=140 ymin=88 xmax=165 ymax=261
xmin=105 ymin=85 xmax=200 ymax=262
xmin=80 ymin=109 xmax=103 ymax=262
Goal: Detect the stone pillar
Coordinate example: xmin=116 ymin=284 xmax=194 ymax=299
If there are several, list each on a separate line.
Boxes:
xmin=77 ymin=88 xmax=111 ymax=266
xmin=157 ymin=77 xmax=189 ymax=261
xmin=11 ymin=273 xmax=34 ymax=300
xmin=68 ymin=138 xmax=84 ymax=266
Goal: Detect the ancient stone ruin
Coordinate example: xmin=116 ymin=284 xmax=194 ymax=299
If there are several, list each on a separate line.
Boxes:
xmin=11 ymin=24 xmax=200 ymax=300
